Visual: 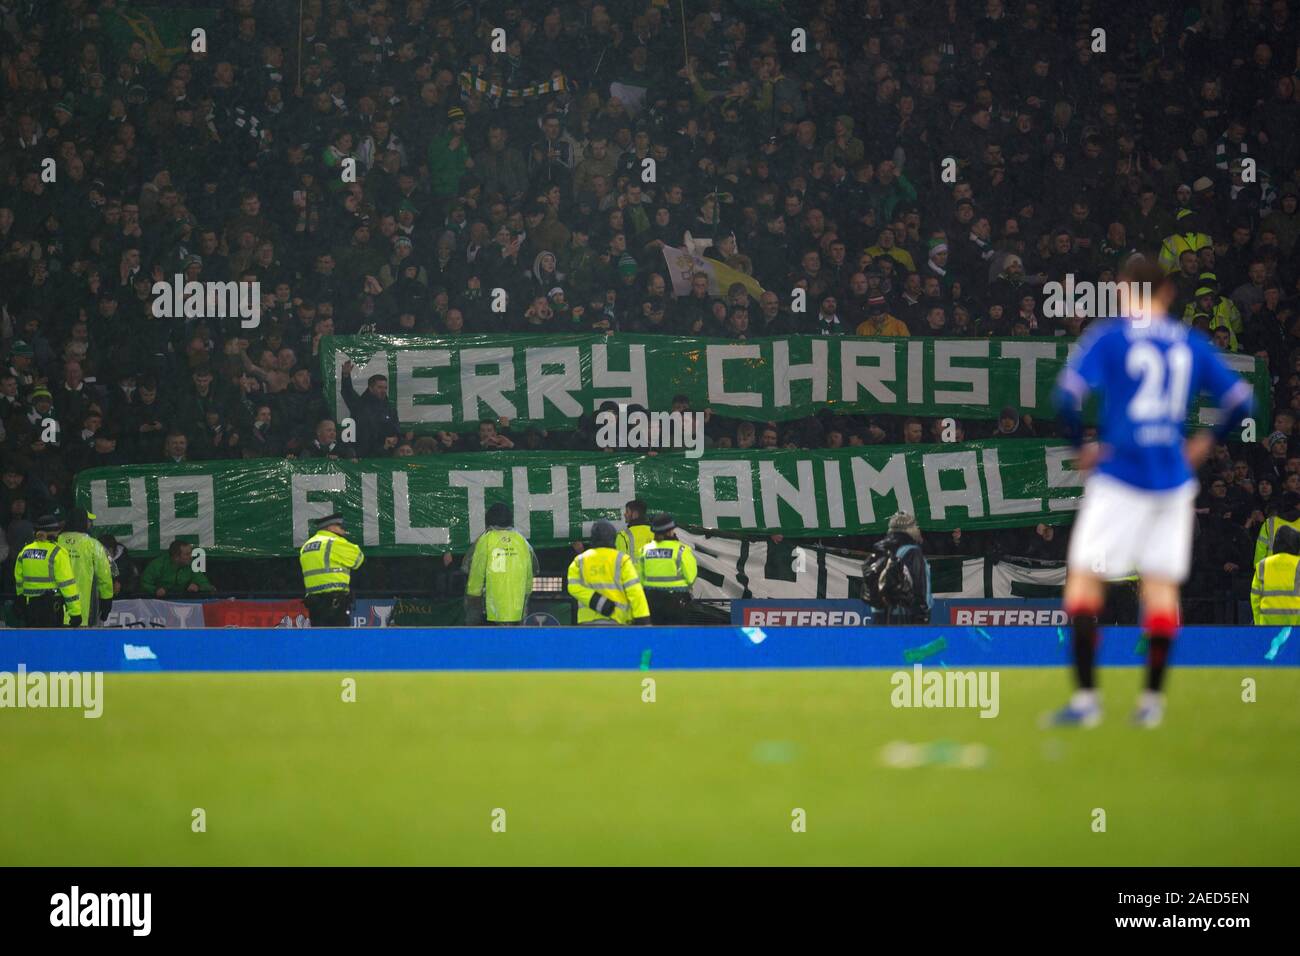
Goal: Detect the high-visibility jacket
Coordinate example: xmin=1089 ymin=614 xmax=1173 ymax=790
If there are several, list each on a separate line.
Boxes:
xmin=1182 ymin=297 xmax=1243 ymax=338
xmin=864 ymin=245 xmax=916 ymax=272
xmin=299 ymin=530 xmax=364 ymax=595
xmin=1158 ymin=230 xmax=1212 ymax=272
xmin=567 ymin=547 xmax=650 ymax=624
xmin=640 ymin=538 xmax=698 ymax=591
xmin=14 ymin=539 xmax=82 ymax=619
xmin=1250 ymin=553 xmax=1300 ymax=624
xmin=56 ymin=531 xmax=114 ymax=625
xmin=465 ymin=527 xmax=537 ymax=622
xmin=1254 ymin=514 xmax=1300 ymax=565
xmin=615 ymin=523 xmax=655 ymax=578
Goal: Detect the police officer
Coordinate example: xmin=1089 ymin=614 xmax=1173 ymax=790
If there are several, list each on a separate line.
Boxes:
xmin=567 ymin=519 xmax=651 ymax=625
xmin=1251 ymin=526 xmax=1300 ymax=625
xmin=465 ymin=502 xmax=537 ymax=624
xmin=15 ymin=514 xmax=83 ymax=628
xmin=1254 ymin=493 xmax=1300 ymax=566
xmin=1157 ymin=211 xmax=1212 ymax=273
xmin=57 ymin=508 xmax=115 ymax=626
xmin=615 ymin=499 xmax=654 ymax=578
xmin=640 ymin=513 xmax=698 ymax=624
xmin=298 ymin=513 xmax=365 ymax=626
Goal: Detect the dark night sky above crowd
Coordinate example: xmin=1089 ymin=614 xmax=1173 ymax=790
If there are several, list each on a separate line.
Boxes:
xmin=2 ymin=0 xmax=1300 ymax=598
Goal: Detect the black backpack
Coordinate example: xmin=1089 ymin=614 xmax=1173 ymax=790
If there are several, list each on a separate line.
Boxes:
xmin=862 ymin=539 xmax=917 ymax=607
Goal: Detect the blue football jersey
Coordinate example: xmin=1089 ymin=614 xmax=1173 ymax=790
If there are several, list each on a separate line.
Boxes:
xmin=1054 ymin=317 xmax=1253 ymax=491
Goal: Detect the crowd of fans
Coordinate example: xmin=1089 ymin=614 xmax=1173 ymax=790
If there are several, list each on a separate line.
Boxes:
xmin=1 ymin=0 xmax=1298 ymax=615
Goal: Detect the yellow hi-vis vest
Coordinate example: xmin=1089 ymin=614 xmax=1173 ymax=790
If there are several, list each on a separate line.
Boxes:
xmin=1250 ymin=553 xmax=1300 ymax=624
xmin=1254 ymin=514 xmax=1300 ymax=565
xmin=465 ymin=528 xmax=536 ymax=622
xmin=299 ymin=530 xmax=364 ymax=595
xmin=615 ymin=523 xmax=655 ymax=577
xmin=14 ymin=539 xmax=82 ymax=618
xmin=56 ymin=530 xmax=114 ymax=624
xmin=1158 ymin=230 xmax=1212 ymax=272
xmin=640 ymin=538 xmax=698 ymax=591
xmin=567 ymin=547 xmax=650 ymax=624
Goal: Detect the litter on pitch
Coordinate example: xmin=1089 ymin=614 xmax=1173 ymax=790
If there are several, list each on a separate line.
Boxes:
xmin=1266 ymin=627 xmax=1292 ymax=662
xmin=879 ymin=740 xmax=990 ymax=770
xmin=0 ymin=627 xmax=1293 ymax=672
xmin=903 ymin=636 xmax=948 ymax=663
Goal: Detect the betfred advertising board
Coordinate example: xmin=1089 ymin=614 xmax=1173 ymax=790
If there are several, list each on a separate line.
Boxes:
xmin=731 ymin=600 xmax=873 ymax=627
xmin=937 ymin=600 xmax=1067 ymax=626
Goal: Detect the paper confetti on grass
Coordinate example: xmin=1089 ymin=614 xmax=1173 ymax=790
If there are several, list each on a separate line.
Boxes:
xmin=1265 ymin=627 xmax=1291 ymax=662
xmin=903 ymin=636 xmax=947 ymax=663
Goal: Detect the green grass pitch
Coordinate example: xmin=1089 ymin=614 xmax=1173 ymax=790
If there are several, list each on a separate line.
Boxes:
xmin=2 ymin=667 xmax=1296 ymax=865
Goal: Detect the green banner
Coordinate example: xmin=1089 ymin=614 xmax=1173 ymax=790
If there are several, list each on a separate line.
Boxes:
xmin=105 ymin=6 xmax=218 ymax=72
xmin=321 ymin=334 xmax=1268 ymax=434
xmin=75 ymin=441 xmax=1084 ymax=557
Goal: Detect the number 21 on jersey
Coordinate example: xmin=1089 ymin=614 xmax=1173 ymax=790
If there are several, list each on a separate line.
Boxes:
xmin=1126 ymin=341 xmax=1191 ymax=422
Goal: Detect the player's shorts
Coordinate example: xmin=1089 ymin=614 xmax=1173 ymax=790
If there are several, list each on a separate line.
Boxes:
xmin=1067 ymin=473 xmax=1197 ymax=583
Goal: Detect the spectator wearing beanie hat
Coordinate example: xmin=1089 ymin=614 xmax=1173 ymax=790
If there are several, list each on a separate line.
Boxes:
xmin=428 ymin=106 xmax=472 ymax=200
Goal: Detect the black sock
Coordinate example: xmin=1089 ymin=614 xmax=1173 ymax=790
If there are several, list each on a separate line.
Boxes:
xmin=1146 ymin=636 xmax=1172 ymax=693
xmin=1072 ymin=614 xmax=1099 ymax=690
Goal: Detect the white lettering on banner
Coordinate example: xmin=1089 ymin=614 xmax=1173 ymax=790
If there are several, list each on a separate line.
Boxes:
xmin=699 ymin=460 xmax=757 ymax=527
xmin=525 ymin=347 xmax=584 ymax=420
xmin=459 ymin=347 xmax=518 ymax=421
xmin=707 ymin=344 xmax=764 ymax=407
xmin=840 ymin=340 xmax=897 ymax=403
xmin=772 ymin=339 xmax=829 ymax=406
xmin=923 ymin=451 xmax=985 ymax=521
xmin=759 ymin=460 xmax=819 ymax=529
xmin=392 ymin=472 xmax=450 ymax=544
xmin=394 ymin=349 xmax=453 ymax=423
xmin=999 ymin=341 xmax=1058 ymax=406
xmin=512 ymin=466 xmax=570 ymax=540
xmin=981 ymin=448 xmax=1041 ymax=515
xmin=361 ymin=472 xmax=380 ymax=546
xmin=156 ymin=475 xmax=216 ymax=547
xmin=80 ymin=445 xmax=1082 ymax=553
xmin=822 ymin=460 xmax=846 ymax=527
xmin=334 ymin=349 xmax=385 ymax=420
xmin=932 ymin=340 xmax=990 ymax=404
xmin=578 ymin=464 xmax=636 ymax=536
xmin=907 ymin=341 xmax=924 ymax=404
xmin=1045 ymin=445 xmax=1085 ymax=511
xmin=449 ymin=470 xmax=506 ymax=541
xmin=292 ymin=472 xmax=347 ymax=544
xmin=337 ymin=338 xmax=1257 ymax=436
xmin=850 ymin=454 xmax=914 ymax=524
xmin=88 ymin=476 xmax=149 ymax=550
xmin=590 ymin=344 xmax=648 ymax=409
